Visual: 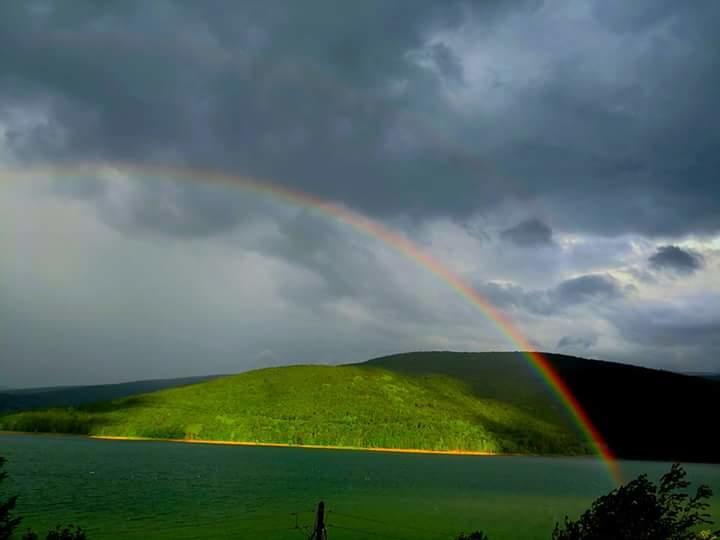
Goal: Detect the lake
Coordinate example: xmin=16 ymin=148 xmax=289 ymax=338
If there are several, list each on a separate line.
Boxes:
xmin=1 ymin=434 xmax=719 ymax=539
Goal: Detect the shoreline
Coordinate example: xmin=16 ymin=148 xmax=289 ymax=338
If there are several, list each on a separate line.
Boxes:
xmin=91 ymin=435 xmax=502 ymax=457
xmin=1 ymin=431 xmax=502 ymax=457
xmin=4 ymin=431 xmax=720 ymax=467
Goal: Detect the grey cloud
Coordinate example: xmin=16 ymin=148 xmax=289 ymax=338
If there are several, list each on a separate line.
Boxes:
xmin=262 ymin=210 xmax=372 ymax=301
xmin=2 ymin=175 xmax=719 ymax=386
xmin=592 ymin=0 xmax=685 ymax=32
xmin=43 ymin=170 xmax=269 ymax=238
xmin=99 ymin=181 xmax=254 ymax=238
xmin=649 ymin=245 xmax=704 ymax=275
xmin=406 ymin=41 xmax=465 ymax=84
xmin=624 ymin=265 xmax=659 ymax=285
xmin=552 ymin=274 xmax=625 ymax=305
xmin=2 ymin=1 xmax=720 ymax=385
xmin=477 ymin=281 xmax=544 ymax=313
xmin=609 ymin=296 xmax=720 ymax=369
xmin=624 ymin=318 xmax=720 ymax=349
xmin=500 ymin=218 xmax=554 ymax=247
xmin=253 ymin=210 xmax=450 ymax=326
xmin=0 ymin=1 xmax=718 ymax=238
xmin=557 ymin=335 xmax=598 ymax=350
xmin=478 ymin=273 xmax=626 ymax=316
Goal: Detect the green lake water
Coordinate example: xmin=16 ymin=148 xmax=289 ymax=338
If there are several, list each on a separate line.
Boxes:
xmin=1 ymin=434 xmax=719 ymax=539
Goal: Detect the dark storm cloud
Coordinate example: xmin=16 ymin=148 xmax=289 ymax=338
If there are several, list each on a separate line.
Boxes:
xmin=1 ymin=0 xmax=719 ymax=237
xmin=557 ymin=335 xmax=598 ymax=350
xmin=478 ymin=273 xmax=626 ymax=316
xmin=500 ymin=218 xmax=554 ymax=247
xmin=648 ymin=245 xmax=704 ymax=275
xmin=552 ymin=274 xmax=624 ymax=305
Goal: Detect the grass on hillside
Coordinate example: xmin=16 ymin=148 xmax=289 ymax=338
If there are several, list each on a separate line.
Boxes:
xmin=0 ymin=364 xmax=590 ymax=456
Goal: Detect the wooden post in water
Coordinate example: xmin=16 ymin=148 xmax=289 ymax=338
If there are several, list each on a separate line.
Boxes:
xmin=309 ymin=501 xmax=327 ymax=540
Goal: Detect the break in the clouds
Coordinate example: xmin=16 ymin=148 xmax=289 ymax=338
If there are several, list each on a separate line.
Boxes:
xmin=2 ymin=0 xmax=720 ymax=386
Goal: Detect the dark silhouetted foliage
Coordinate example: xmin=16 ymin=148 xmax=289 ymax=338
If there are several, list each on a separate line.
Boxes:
xmin=2 ymin=457 xmax=88 ymax=540
xmin=553 ymin=464 xmax=719 ymax=540
xmin=0 ymin=456 xmax=22 ymax=540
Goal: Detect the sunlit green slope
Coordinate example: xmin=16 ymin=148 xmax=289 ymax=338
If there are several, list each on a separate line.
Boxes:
xmin=3 ymin=351 xmax=718 ymax=460
xmin=0 ymin=361 xmax=590 ymax=455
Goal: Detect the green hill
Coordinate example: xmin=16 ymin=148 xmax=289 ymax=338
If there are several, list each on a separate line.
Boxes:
xmin=1 ymin=352 xmax=718 ymax=461
xmin=365 ymin=352 xmax=720 ymax=462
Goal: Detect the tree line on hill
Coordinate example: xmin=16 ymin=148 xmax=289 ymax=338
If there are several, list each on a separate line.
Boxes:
xmin=366 ymin=352 xmax=720 ymax=464
xmin=1 ymin=456 xmax=717 ymax=539
xmin=2 ymin=353 xmax=719 ymax=464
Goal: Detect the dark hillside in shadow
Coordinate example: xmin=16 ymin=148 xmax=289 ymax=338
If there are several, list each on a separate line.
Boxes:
xmin=364 ymin=352 xmax=720 ymax=463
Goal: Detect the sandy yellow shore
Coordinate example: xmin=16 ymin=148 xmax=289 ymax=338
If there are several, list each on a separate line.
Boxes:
xmin=89 ymin=434 xmax=500 ymax=457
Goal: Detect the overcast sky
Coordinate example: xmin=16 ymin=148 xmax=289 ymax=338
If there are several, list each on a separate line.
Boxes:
xmin=2 ymin=0 xmax=719 ymax=387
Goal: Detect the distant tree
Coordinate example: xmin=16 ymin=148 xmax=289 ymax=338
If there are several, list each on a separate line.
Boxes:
xmin=184 ymin=424 xmax=202 ymax=441
xmin=456 ymin=531 xmax=490 ymax=540
xmin=1 ymin=456 xmax=22 ymax=540
xmin=553 ymin=464 xmax=719 ymax=540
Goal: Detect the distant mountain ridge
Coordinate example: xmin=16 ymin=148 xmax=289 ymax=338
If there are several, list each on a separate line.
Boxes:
xmin=685 ymin=372 xmax=720 ymax=382
xmin=0 ymin=375 xmax=224 ymax=412
xmin=1 ymin=352 xmax=718 ymax=462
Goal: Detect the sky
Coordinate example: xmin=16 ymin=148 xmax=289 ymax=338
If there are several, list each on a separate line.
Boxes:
xmin=2 ymin=0 xmax=719 ymax=387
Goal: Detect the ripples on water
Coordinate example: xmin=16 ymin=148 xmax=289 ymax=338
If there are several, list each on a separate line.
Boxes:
xmin=2 ymin=434 xmax=719 ymax=540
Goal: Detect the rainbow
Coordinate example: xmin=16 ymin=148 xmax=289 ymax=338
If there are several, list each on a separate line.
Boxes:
xmin=1 ymin=162 xmax=621 ymax=483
